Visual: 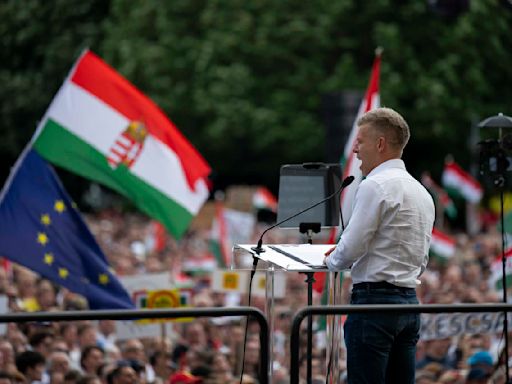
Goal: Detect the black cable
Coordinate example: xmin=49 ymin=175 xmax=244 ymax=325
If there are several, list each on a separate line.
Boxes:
xmin=239 ymin=256 xmax=259 ymax=384
xmin=339 ymin=207 xmax=345 ymax=232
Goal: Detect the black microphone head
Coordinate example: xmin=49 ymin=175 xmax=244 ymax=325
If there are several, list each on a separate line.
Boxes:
xmin=342 ymin=175 xmax=355 ymax=188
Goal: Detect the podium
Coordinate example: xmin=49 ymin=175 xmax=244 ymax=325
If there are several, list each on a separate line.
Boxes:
xmin=234 ymin=243 xmax=338 ymax=383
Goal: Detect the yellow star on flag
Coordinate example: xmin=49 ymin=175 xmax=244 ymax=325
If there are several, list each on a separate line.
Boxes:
xmin=59 ymin=268 xmax=69 ymax=279
xmin=99 ymin=273 xmax=109 ymax=285
xmin=44 ymin=253 xmax=54 ymax=265
xmin=37 ymin=232 xmax=49 ymax=246
xmin=40 ymin=214 xmax=51 ymax=226
xmin=54 ymin=200 xmax=66 ymax=213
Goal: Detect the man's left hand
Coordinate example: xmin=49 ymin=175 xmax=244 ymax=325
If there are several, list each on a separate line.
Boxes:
xmin=323 ymin=246 xmax=336 ymax=266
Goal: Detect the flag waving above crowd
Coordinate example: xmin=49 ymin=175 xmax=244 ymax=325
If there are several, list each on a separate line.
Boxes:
xmin=490 ymin=247 xmax=512 ymax=291
xmin=32 ymin=50 xmax=211 ymax=239
xmin=421 ymin=172 xmax=458 ymax=220
xmin=340 ymin=49 xmax=381 ymax=223
xmin=315 ymin=50 xmax=382 ymax=331
xmin=252 ymin=187 xmax=278 ymax=212
xmin=429 ymin=228 xmax=456 ymax=261
xmin=0 ymin=150 xmax=134 ymax=309
xmin=442 ymin=160 xmax=483 ymax=204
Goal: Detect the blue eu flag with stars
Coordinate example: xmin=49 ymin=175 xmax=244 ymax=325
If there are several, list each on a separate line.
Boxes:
xmin=0 ymin=150 xmax=134 ymax=309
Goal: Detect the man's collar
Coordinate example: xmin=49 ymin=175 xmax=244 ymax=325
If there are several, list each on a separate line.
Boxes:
xmin=367 ymin=158 xmax=405 ymax=177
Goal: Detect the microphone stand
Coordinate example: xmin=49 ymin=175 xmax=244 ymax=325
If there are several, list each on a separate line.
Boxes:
xmin=299 ymin=222 xmax=321 ymax=384
xmin=251 ymin=175 xmax=354 ymax=384
xmin=252 ymin=176 xmax=354 ymax=254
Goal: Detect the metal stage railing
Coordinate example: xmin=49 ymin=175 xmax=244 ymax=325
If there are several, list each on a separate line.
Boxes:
xmin=0 ymin=307 xmax=269 ymax=384
xmin=290 ymin=303 xmax=512 ymax=384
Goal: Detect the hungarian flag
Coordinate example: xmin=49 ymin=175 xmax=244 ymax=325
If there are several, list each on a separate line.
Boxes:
xmin=490 ymin=247 xmax=512 ymax=291
xmin=340 ymin=49 xmax=381 ymax=223
xmin=252 ymin=187 xmax=278 ymax=212
xmin=32 ymin=50 xmax=211 ymax=239
xmin=147 ymin=221 xmax=168 ymax=253
xmin=209 ymin=201 xmax=231 ymax=268
xmin=438 ymin=190 xmax=458 ymax=219
xmin=429 ymin=228 xmax=456 ymax=260
xmin=316 ymin=50 xmax=382 ymax=311
xmin=421 ymin=172 xmax=457 ymax=219
xmin=442 ymin=160 xmax=483 ymax=204
xmin=209 ymin=204 xmax=255 ymax=268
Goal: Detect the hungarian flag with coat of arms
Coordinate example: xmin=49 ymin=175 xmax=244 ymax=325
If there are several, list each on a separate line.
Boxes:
xmin=32 ymin=50 xmax=211 ymax=238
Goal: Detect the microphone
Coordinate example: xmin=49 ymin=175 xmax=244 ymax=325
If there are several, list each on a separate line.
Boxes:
xmin=251 ymin=175 xmax=355 ymax=254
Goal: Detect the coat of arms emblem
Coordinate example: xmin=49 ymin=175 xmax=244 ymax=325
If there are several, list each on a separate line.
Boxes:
xmin=107 ymin=121 xmax=148 ymax=169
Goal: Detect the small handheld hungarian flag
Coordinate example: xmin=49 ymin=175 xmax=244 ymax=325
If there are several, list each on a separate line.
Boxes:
xmin=252 ymin=187 xmax=278 ymax=212
xmin=32 ymin=50 xmax=211 ymax=238
xmin=429 ymin=228 xmax=456 ymax=260
xmin=490 ymin=247 xmax=512 ymax=291
xmin=421 ymin=172 xmax=457 ymax=219
xmin=209 ymin=201 xmax=231 ymax=268
xmin=442 ymin=160 xmax=483 ymax=204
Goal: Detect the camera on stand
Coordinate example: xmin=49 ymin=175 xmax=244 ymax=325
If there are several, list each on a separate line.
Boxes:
xmin=478 ymin=113 xmax=512 ymax=187
xmin=478 ymin=113 xmax=512 ymax=384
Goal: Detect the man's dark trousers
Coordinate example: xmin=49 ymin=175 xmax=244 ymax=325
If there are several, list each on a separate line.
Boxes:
xmin=344 ymin=282 xmax=420 ymax=384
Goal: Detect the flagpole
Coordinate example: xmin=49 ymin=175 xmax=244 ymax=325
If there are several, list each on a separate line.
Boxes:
xmin=30 ymin=48 xmax=90 ymax=146
xmin=0 ymin=134 xmax=39 ymax=204
xmin=160 ymin=322 xmax=167 ymax=350
xmin=0 ymin=49 xmax=92 ymax=204
xmin=436 ymin=199 xmax=445 ymax=231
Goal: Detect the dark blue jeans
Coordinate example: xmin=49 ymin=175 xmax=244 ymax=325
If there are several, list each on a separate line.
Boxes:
xmin=344 ymin=285 xmax=420 ymax=384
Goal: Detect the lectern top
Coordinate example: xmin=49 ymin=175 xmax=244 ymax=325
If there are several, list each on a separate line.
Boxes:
xmin=235 ymin=244 xmax=331 ymax=272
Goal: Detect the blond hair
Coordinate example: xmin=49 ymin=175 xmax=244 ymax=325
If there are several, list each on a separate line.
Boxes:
xmin=357 ymin=107 xmax=410 ymax=151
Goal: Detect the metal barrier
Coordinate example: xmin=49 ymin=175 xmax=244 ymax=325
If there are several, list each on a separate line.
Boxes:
xmin=290 ymin=303 xmax=512 ymax=384
xmin=0 ymin=307 xmax=269 ymax=384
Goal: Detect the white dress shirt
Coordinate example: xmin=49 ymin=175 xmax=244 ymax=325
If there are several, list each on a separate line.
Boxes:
xmin=326 ymin=159 xmax=435 ymax=288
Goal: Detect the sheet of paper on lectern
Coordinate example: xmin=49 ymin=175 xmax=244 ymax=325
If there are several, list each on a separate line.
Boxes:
xmin=236 ymin=243 xmax=332 ymax=271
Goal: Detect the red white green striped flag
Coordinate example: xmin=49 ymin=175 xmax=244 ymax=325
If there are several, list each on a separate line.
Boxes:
xmin=317 ymin=51 xmax=381 ymax=327
xmin=209 ymin=201 xmax=231 ymax=268
xmin=32 ymin=50 xmax=210 ymax=239
xmin=147 ymin=221 xmax=168 ymax=253
xmin=340 ymin=50 xmax=381 ymax=222
xmin=252 ymin=187 xmax=277 ymax=212
xmin=439 ymin=191 xmax=457 ymax=219
xmin=421 ymin=172 xmax=457 ymax=219
xmin=490 ymin=247 xmax=512 ymax=291
xmin=210 ymin=205 xmax=255 ymax=268
xmin=429 ymin=228 xmax=456 ymax=260
xmin=442 ymin=161 xmax=483 ymax=204
xmin=182 ymin=255 xmax=217 ymax=274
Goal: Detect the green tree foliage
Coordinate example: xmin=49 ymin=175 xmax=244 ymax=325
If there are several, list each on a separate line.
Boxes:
xmin=0 ymin=0 xmax=109 ymax=186
xmin=1 ymin=0 xmax=511 ymax=193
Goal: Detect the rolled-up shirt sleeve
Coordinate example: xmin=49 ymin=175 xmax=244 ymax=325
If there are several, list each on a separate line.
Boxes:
xmin=325 ymin=180 xmax=384 ymax=271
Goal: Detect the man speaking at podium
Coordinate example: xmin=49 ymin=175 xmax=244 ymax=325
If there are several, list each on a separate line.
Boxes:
xmin=324 ymin=107 xmax=435 ymax=384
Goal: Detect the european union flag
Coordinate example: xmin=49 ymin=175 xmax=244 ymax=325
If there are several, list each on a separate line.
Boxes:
xmin=0 ymin=150 xmax=134 ymax=309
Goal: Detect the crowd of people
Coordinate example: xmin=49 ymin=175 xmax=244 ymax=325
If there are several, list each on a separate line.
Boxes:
xmin=0 ymin=204 xmax=509 ymax=384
